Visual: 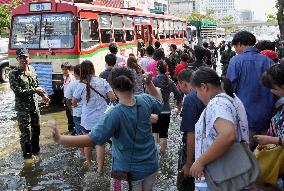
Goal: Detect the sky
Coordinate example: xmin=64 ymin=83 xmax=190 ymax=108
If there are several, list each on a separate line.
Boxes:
xmin=235 ymin=0 xmax=276 ymax=21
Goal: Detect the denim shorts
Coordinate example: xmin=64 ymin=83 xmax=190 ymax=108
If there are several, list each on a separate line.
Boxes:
xmin=73 ymin=116 xmax=85 ymax=135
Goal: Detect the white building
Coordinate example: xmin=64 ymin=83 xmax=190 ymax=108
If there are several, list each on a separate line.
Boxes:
xmin=168 ymin=0 xmax=196 ymax=17
xmin=123 ymin=0 xmax=168 ymax=13
xmin=196 ymin=0 xmax=235 ymax=20
xmin=208 ymin=0 xmax=234 ymax=10
xmin=237 ymin=9 xmax=253 ymax=23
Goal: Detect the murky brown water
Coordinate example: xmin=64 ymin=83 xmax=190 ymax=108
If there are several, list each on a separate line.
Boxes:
xmin=0 ymin=83 xmax=182 ymax=190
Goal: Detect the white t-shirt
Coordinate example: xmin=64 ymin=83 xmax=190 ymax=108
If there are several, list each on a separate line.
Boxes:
xmin=73 ymin=76 xmax=112 ymax=131
xmin=194 ymin=93 xmax=249 ymax=188
xmin=64 ymin=80 xmax=82 ymax=117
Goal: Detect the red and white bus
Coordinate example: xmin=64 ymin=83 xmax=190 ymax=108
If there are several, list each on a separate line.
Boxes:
xmin=8 ymin=0 xmax=187 ymax=94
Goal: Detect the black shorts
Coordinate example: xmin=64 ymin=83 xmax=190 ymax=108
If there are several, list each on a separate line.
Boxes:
xmin=152 ymin=113 xmax=171 ymax=138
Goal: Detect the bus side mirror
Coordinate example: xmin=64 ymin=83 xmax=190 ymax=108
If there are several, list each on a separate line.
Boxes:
xmin=71 ymin=22 xmax=78 ymax=35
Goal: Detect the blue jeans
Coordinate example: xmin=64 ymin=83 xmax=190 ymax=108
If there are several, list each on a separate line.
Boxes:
xmin=73 ymin=116 xmax=84 ymax=135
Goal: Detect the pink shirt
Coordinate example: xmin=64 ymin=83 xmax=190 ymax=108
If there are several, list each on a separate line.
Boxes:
xmin=63 ymin=74 xmax=75 ymax=92
xmin=146 ymin=60 xmax=158 ymax=78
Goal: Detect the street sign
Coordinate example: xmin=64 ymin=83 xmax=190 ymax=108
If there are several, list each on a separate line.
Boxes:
xmin=150 ymin=8 xmax=162 ymax=14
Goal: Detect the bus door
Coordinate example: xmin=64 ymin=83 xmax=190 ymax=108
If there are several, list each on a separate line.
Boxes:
xmin=134 ymin=17 xmax=152 ymax=55
xmin=141 ymin=25 xmax=153 ymax=47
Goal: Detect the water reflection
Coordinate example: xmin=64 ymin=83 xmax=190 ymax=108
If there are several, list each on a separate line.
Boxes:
xmin=0 ymin=83 xmax=182 ymax=190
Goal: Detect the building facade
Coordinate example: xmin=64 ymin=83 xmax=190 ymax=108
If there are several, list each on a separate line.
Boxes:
xmin=196 ymin=0 xmax=235 ymax=20
xmin=168 ymin=0 xmax=196 ymax=17
xmin=208 ymin=0 xmax=234 ymax=10
xmin=237 ymin=9 xmax=253 ymax=23
xmin=123 ymin=0 xmax=168 ymax=13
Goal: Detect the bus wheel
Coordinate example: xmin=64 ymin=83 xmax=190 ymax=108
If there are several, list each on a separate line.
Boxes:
xmin=0 ymin=63 xmax=10 ymax=83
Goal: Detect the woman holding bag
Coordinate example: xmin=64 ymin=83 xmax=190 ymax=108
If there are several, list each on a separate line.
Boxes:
xmin=255 ymin=63 xmax=284 ymax=145
xmin=188 ymin=67 xmax=251 ymax=191
xmin=254 ymin=62 xmax=284 ymax=187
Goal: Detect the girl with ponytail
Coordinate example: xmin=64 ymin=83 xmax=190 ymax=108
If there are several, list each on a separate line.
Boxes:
xmin=49 ymin=67 xmax=163 ymax=190
xmin=127 ymin=56 xmax=144 ymax=94
xmin=188 ymin=67 xmax=249 ymax=190
xmin=71 ymin=60 xmax=116 ymax=172
xmin=152 ymin=60 xmax=182 ymax=153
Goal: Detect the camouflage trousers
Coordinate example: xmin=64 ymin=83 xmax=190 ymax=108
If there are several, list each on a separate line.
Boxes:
xmin=16 ymin=109 xmax=40 ymax=159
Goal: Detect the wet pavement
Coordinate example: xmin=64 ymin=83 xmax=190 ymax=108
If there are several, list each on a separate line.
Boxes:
xmin=0 ymin=83 xmax=183 ymax=190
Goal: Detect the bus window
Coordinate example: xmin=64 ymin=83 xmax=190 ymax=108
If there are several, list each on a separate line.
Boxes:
xmin=99 ymin=14 xmax=112 ymax=43
xmin=80 ymin=19 xmax=99 ymax=51
xmin=124 ymin=16 xmax=134 ymax=41
xmin=152 ymin=19 xmax=158 ymax=39
xmin=11 ymin=15 xmax=41 ymax=49
xmin=112 ymin=15 xmax=124 ymax=42
xmin=169 ymin=21 xmax=175 ymax=38
xmin=182 ymin=22 xmax=187 ymax=38
xmin=164 ymin=20 xmax=170 ymax=39
xmin=173 ymin=21 xmax=179 ymax=38
xmin=183 ymin=30 xmax=187 ymax=38
xmin=126 ymin=30 xmax=134 ymax=41
xmin=158 ymin=19 xmax=165 ymax=39
xmin=41 ymin=13 xmax=74 ymax=49
xmin=179 ymin=21 xmax=183 ymax=38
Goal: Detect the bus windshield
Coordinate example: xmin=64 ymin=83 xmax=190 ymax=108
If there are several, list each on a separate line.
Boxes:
xmin=11 ymin=13 xmax=74 ymax=49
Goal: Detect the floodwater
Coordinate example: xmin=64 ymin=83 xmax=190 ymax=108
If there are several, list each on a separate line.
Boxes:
xmin=0 ymin=83 xmax=183 ymax=190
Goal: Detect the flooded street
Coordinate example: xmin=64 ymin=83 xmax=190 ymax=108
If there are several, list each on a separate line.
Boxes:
xmin=0 ymin=84 xmax=17 ymax=154
xmin=0 ymin=83 xmax=183 ymax=190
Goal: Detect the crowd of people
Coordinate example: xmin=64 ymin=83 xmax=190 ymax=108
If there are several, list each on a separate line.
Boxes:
xmin=9 ymin=30 xmax=284 ymax=191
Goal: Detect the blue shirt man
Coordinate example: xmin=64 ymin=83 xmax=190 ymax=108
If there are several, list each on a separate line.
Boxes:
xmin=176 ymin=69 xmax=205 ymax=191
xmin=227 ymin=33 xmax=275 ymax=133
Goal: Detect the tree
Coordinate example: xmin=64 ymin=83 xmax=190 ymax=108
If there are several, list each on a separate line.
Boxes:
xmin=0 ymin=0 xmax=21 ymax=35
xmin=184 ymin=11 xmax=216 ymax=22
xmin=266 ymin=13 xmax=277 ymax=23
xmin=276 ymin=0 xmax=284 ymax=39
xmin=218 ymin=15 xmax=234 ymax=24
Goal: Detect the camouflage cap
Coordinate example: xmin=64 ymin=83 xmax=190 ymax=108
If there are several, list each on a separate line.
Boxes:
xmin=16 ymin=48 xmax=29 ymax=57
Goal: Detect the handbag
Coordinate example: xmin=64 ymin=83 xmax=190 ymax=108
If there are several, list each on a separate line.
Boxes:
xmin=253 ymin=99 xmax=284 ymax=185
xmin=254 ymin=144 xmax=284 ymax=185
xmin=202 ymin=95 xmax=260 ymax=191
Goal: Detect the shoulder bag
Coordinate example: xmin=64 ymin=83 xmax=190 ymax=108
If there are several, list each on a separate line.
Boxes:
xmin=202 ymin=95 xmax=259 ymax=191
xmin=254 ymin=98 xmax=284 ymax=185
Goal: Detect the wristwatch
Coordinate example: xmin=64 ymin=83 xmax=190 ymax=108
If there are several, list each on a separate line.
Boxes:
xmin=278 ymin=137 xmax=283 ymax=146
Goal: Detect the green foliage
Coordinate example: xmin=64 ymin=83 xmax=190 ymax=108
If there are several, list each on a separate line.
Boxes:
xmin=0 ymin=0 xmax=20 ymax=35
xmin=184 ymin=11 xmax=216 ymax=22
xmin=266 ymin=13 xmax=277 ymax=23
xmin=0 ymin=5 xmax=10 ymax=35
xmin=218 ymin=15 xmax=234 ymax=24
xmin=206 ymin=8 xmax=215 ymax=16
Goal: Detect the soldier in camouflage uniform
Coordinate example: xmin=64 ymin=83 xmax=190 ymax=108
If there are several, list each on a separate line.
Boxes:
xmin=9 ymin=49 xmax=49 ymax=160
xmin=167 ymin=44 xmax=180 ymax=79
xmin=220 ymin=43 xmax=236 ymax=76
